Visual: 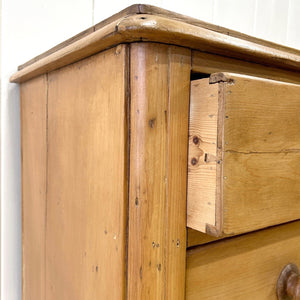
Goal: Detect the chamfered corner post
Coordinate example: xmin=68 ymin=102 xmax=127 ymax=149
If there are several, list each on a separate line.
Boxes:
xmin=127 ymin=42 xmax=191 ymax=299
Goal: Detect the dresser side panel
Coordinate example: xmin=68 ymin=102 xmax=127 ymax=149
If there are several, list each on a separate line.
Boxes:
xmin=21 ymin=74 xmax=47 ymax=300
xmin=46 ymin=45 xmax=128 ymax=300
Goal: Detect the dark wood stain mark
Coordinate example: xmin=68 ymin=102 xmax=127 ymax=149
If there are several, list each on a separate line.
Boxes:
xmin=149 ymin=118 xmax=156 ymax=128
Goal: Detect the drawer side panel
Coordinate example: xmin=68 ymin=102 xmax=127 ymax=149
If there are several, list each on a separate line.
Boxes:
xmin=188 ymin=79 xmax=220 ymax=234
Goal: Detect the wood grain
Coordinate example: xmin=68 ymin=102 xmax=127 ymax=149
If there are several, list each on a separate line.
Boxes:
xmin=220 ymin=73 xmax=300 ymax=234
xmin=187 ymin=79 xmax=219 ymax=233
xmin=136 ymin=4 xmax=300 ymax=56
xmin=218 ymin=73 xmax=300 ymax=152
xmin=46 ymin=46 xmax=128 ymax=299
xmin=17 ymin=3 xmax=300 ymax=73
xmin=127 ymin=43 xmax=191 ymax=299
xmin=186 ymin=221 xmax=300 ymax=300
xmin=10 ymin=7 xmax=300 ymax=83
xmin=188 ymin=73 xmax=300 ymax=236
xmin=189 ymin=52 xmax=300 ymax=246
xmin=192 ymin=51 xmax=300 ymax=85
xmin=117 ymin=14 xmax=300 ymax=71
xmin=165 ymin=46 xmax=191 ymax=299
xmin=223 ymin=151 xmax=300 ymax=234
xmin=20 ymin=75 xmax=47 ymax=300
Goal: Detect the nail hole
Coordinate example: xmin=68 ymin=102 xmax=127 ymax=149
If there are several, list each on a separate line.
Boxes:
xmin=193 ymin=136 xmax=199 ymax=145
xmin=191 ymin=158 xmax=198 ymax=166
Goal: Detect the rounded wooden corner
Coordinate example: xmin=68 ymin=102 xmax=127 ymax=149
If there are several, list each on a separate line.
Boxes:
xmin=205 ymin=223 xmax=222 ymax=237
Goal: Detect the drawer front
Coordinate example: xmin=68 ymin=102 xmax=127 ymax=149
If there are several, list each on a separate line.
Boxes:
xmin=186 ymin=221 xmax=300 ymax=299
xmin=188 ymin=73 xmax=300 ymax=237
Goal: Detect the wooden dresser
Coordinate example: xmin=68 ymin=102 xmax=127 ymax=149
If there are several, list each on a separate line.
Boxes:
xmin=10 ymin=4 xmax=300 ymax=300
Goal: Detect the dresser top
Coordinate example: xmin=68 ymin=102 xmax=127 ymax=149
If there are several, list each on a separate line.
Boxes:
xmin=10 ymin=4 xmax=300 ymax=83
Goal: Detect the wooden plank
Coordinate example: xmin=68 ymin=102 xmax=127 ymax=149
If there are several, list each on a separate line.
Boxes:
xmin=10 ymin=8 xmax=300 ymax=83
xmin=165 ymin=46 xmax=191 ymax=299
xmin=219 ymin=73 xmax=300 ymax=234
xmin=187 ymin=79 xmax=219 ymax=233
xmin=127 ymin=43 xmax=191 ymax=299
xmin=223 ymin=151 xmax=300 ymax=234
xmin=186 ymin=221 xmax=300 ymax=299
xmin=46 ymin=46 xmax=128 ymax=299
xmin=192 ymin=51 xmax=300 ymax=85
xmin=128 ymin=43 xmax=168 ymax=299
xmin=188 ymin=73 xmax=300 ymax=237
xmin=20 ymin=75 xmax=47 ymax=300
xmin=218 ymin=73 xmax=300 ymax=153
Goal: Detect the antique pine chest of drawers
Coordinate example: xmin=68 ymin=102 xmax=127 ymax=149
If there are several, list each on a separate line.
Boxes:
xmin=10 ymin=4 xmax=300 ymax=300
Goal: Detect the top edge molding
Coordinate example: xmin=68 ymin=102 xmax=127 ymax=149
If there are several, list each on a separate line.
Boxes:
xmin=10 ymin=4 xmax=300 ymax=83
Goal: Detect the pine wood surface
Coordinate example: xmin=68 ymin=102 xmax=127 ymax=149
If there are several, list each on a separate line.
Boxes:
xmin=16 ymin=6 xmax=300 ymax=296
xmin=127 ymin=43 xmax=191 ymax=299
xmin=17 ymin=3 xmax=300 ymax=73
xmin=20 ymin=75 xmax=47 ymax=300
xmin=192 ymin=51 xmax=300 ymax=85
xmin=190 ymin=51 xmax=300 ymax=246
xmin=188 ymin=73 xmax=300 ymax=237
xmin=21 ymin=46 xmax=130 ymax=300
xmin=221 ymin=73 xmax=300 ymax=235
xmin=45 ymin=46 xmax=128 ymax=300
xmin=10 ymin=5 xmax=300 ymax=83
xmin=186 ymin=221 xmax=300 ymax=299
xmin=165 ymin=46 xmax=191 ymax=299
xmin=187 ymin=78 xmax=219 ymax=233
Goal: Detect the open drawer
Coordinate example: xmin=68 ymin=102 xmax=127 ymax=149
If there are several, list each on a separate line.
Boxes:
xmin=187 ymin=73 xmax=300 ymax=237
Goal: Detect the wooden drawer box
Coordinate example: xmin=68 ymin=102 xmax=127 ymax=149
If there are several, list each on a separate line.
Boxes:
xmin=188 ymin=73 xmax=300 ymax=237
xmin=11 ymin=4 xmax=300 ymax=300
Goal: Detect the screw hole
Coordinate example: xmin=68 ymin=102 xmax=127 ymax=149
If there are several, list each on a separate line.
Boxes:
xmin=193 ymin=136 xmax=199 ymax=145
xmin=191 ymin=158 xmax=198 ymax=166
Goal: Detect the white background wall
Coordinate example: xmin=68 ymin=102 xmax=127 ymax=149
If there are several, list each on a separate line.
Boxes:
xmin=1 ymin=0 xmax=299 ymax=299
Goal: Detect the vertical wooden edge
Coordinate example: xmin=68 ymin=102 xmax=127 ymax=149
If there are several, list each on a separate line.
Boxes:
xmin=187 ymin=78 xmax=222 ymax=237
xmin=215 ymin=82 xmax=225 ymax=236
xmin=127 ymin=42 xmax=169 ymax=299
xmin=124 ymin=44 xmax=130 ymax=300
xmin=20 ymin=74 xmax=48 ymax=300
xmin=127 ymin=43 xmax=191 ymax=300
xmin=166 ymin=46 xmax=191 ymax=299
xmin=44 ymin=73 xmax=48 ymax=300
xmin=20 ymin=83 xmax=24 ymax=300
